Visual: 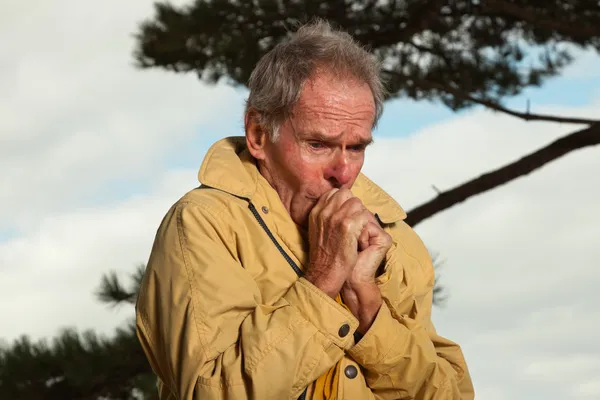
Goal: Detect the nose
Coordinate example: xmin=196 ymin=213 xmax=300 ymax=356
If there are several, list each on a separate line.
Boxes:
xmin=324 ymin=151 xmax=352 ymax=188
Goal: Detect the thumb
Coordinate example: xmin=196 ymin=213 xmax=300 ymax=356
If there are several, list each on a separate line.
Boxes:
xmin=359 ymin=222 xmax=383 ymax=248
xmin=358 ymin=225 xmax=370 ymax=251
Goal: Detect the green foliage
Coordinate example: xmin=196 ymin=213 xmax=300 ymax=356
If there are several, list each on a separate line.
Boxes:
xmin=95 ymin=264 xmax=146 ymax=307
xmin=430 ymin=251 xmax=449 ymax=307
xmin=132 ymin=0 xmax=600 ymax=110
xmin=0 ymin=267 xmax=156 ymax=400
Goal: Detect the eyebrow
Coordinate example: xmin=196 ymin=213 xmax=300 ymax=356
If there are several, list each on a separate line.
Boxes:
xmin=298 ymin=130 xmax=374 ymax=147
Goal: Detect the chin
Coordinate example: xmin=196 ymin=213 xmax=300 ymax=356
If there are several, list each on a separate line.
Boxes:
xmin=291 ymin=214 xmax=308 ymax=229
xmin=292 ymin=205 xmax=312 ymax=228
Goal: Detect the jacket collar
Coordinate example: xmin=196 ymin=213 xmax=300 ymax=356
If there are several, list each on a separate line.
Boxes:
xmin=198 ymin=136 xmax=258 ymax=199
xmin=351 ymin=173 xmax=407 ymax=224
xmin=198 ymin=136 xmax=406 ymax=224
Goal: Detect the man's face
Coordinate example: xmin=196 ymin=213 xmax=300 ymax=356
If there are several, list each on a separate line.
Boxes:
xmin=259 ymin=70 xmax=376 ymax=228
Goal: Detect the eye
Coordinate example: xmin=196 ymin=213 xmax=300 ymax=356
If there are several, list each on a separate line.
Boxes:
xmin=308 ymin=141 xmax=324 ymax=149
xmin=348 ymin=144 xmax=366 ymax=152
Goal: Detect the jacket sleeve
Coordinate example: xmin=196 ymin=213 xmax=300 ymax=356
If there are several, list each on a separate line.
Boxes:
xmin=135 ymin=200 xmax=360 ymax=399
xmin=347 ymin=222 xmax=475 ymax=399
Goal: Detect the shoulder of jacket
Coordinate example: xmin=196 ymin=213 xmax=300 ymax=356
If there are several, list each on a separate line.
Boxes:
xmin=175 ymin=185 xmax=247 ymax=217
xmin=388 ymin=220 xmax=434 ymax=275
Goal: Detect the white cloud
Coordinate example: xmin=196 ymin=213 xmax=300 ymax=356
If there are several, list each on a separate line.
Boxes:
xmin=0 ymin=167 xmax=198 ymax=342
xmin=363 ymin=101 xmax=600 ymax=399
xmin=575 ymin=381 xmax=600 ymax=398
xmin=0 ymin=0 xmax=246 ymax=233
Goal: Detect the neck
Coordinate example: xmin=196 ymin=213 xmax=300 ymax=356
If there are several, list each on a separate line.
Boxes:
xmin=256 ymin=159 xmax=307 ymax=228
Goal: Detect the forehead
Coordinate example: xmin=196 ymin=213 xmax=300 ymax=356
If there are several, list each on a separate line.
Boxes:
xmin=291 ymin=71 xmax=376 ymax=128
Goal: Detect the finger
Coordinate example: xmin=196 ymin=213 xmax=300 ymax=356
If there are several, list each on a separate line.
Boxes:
xmin=327 ymin=187 xmax=354 ymax=209
xmin=320 ymin=189 xmax=357 ymax=221
xmin=342 ymin=209 xmax=371 ymax=239
xmin=337 ymin=197 xmax=364 ymax=218
xmin=370 ymin=224 xmax=392 ymax=249
xmin=310 ymin=188 xmax=339 ymax=217
xmin=343 ymin=200 xmax=375 ymax=223
xmin=361 ymin=208 xmax=378 ymax=226
xmin=358 ymin=224 xmax=370 ymax=251
xmin=363 ymin=221 xmax=380 ymax=240
xmin=360 ymin=220 xmax=388 ymax=246
xmin=324 ymin=188 xmax=339 ymax=203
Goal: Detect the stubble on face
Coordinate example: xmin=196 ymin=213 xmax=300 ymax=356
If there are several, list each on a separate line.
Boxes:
xmin=258 ymin=69 xmax=376 ymax=228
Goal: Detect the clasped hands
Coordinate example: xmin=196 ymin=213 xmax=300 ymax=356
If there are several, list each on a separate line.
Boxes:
xmin=304 ymin=188 xmax=392 ymax=334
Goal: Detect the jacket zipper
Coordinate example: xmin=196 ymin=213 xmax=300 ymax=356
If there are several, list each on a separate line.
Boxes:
xmin=248 ymin=203 xmax=308 ymax=400
xmin=248 ymin=203 xmax=304 ymax=277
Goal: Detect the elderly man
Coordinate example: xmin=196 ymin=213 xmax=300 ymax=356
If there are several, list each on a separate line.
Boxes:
xmin=136 ymin=20 xmax=474 ymax=399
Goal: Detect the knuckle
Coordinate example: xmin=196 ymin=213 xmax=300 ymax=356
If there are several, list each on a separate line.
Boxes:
xmin=339 ymin=197 xmax=361 ymax=214
xmin=340 ymin=217 xmax=355 ymax=233
xmin=383 ymin=232 xmax=393 ymax=245
xmin=346 ymin=198 xmax=362 ymax=210
xmin=349 ymin=196 xmax=363 ymax=205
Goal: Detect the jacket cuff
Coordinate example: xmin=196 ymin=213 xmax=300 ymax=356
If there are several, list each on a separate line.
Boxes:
xmin=375 ymin=253 xmax=414 ymax=313
xmin=284 ymin=278 xmax=359 ymax=350
xmin=375 ymin=252 xmax=400 ymax=295
xmin=346 ymin=301 xmax=400 ymax=368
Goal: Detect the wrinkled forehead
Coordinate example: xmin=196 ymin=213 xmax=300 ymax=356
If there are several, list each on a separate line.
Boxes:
xmin=290 ymin=73 xmax=376 ymax=126
xmin=300 ymin=69 xmax=374 ymax=104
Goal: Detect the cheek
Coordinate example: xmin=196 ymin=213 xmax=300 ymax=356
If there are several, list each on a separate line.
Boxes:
xmin=278 ymin=142 xmax=301 ymax=168
xmin=278 ymin=144 xmax=320 ymax=181
xmin=296 ymin=161 xmax=323 ymax=181
xmin=291 ymin=154 xmax=326 ymax=186
xmin=349 ymin=160 xmax=363 ymax=178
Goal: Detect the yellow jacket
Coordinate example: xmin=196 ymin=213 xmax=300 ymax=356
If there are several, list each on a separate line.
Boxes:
xmin=135 ymin=136 xmax=474 ymax=399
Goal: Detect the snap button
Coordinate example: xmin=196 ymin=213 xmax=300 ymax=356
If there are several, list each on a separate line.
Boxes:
xmin=261 ymin=206 xmax=269 ymax=214
xmin=344 ymin=365 xmax=358 ymax=379
xmin=338 ymin=323 xmax=350 ymax=338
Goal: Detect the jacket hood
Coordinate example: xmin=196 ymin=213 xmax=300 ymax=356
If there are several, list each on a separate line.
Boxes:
xmin=198 ymin=136 xmax=406 ymax=224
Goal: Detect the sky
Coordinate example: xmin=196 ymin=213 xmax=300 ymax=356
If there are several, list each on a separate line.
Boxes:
xmin=1 ymin=1 xmax=599 ymax=399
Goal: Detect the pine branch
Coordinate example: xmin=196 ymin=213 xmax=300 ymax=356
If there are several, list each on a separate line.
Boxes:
xmin=383 ymin=70 xmax=600 ymax=125
xmin=130 ymin=263 xmax=146 ymax=295
xmin=396 ymin=0 xmax=447 ymax=41
xmin=405 ymin=123 xmax=600 ymax=227
xmin=0 ymin=324 xmax=154 ymax=400
xmin=430 ymin=250 xmax=448 ymax=306
xmin=483 ymin=0 xmax=600 ymax=39
xmin=95 ymin=271 xmax=136 ymax=307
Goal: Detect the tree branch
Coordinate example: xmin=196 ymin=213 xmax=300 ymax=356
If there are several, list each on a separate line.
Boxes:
xmin=405 ymin=123 xmax=600 ymax=227
xmin=482 ymin=0 xmax=600 ymax=39
xmin=354 ymin=0 xmax=447 ymax=48
xmin=383 ymin=70 xmax=600 ymax=125
xmin=396 ymin=0 xmax=447 ymax=41
xmin=423 ymin=78 xmax=599 ymax=124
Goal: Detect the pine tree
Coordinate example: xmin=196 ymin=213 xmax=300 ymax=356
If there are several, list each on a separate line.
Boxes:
xmin=0 ymin=265 xmax=157 ymax=400
xmin=132 ymin=0 xmax=600 ymax=226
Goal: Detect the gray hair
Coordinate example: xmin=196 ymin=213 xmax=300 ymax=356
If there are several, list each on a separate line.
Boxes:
xmin=245 ymin=19 xmax=386 ymax=141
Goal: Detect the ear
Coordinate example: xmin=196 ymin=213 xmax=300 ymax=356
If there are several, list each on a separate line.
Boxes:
xmin=245 ymin=108 xmax=268 ymax=160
